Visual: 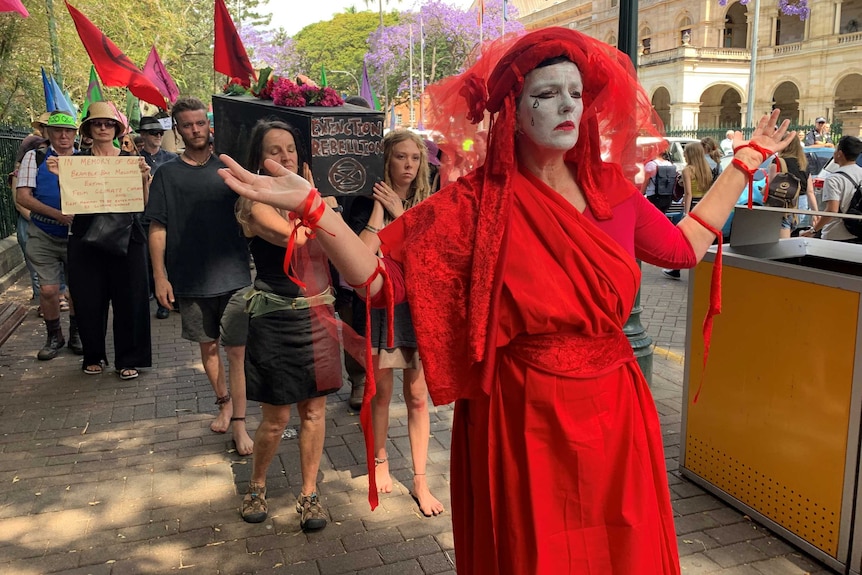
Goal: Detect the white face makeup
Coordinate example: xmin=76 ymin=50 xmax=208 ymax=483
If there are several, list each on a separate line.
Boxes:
xmin=261 ymin=129 xmax=299 ymax=175
xmin=517 ymin=61 xmax=584 ymax=152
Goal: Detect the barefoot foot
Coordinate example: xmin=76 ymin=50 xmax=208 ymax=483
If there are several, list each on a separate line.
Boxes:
xmin=411 ymin=476 xmax=444 ymax=517
xmin=211 ymin=396 xmax=232 ymax=433
xmin=374 ymin=457 xmax=393 ymax=494
xmin=231 ymin=418 xmax=254 ymax=455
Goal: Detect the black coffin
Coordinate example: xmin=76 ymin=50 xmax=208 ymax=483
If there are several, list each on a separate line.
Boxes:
xmin=212 ymin=95 xmax=384 ymax=197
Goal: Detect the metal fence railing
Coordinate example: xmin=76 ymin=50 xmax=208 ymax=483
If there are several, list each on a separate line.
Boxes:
xmin=665 ymin=121 xmax=843 ymax=144
xmin=0 ymin=125 xmax=31 ymax=238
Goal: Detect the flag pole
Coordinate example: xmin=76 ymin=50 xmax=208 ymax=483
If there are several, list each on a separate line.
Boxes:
xmin=419 ymin=14 xmax=425 ymax=130
xmin=409 ymin=25 xmax=414 ymax=128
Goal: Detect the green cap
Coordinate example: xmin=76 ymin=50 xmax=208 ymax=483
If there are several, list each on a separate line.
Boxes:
xmin=46 ymin=111 xmax=78 ymax=129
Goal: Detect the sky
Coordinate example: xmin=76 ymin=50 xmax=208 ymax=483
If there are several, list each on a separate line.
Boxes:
xmin=268 ymin=0 xmax=475 ymax=36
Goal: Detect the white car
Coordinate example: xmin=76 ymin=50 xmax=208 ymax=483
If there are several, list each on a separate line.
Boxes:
xmin=634 ymin=136 xmax=700 ymax=185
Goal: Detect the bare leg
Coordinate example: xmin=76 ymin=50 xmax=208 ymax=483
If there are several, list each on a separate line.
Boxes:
xmin=199 ymin=340 xmax=232 ymax=433
xmin=40 ymin=284 xmax=61 ymax=321
xmin=404 ymin=364 xmax=444 ymax=516
xmin=779 ymin=228 xmax=791 ymax=239
xmin=226 ymin=344 xmax=253 ymax=455
xmin=371 ymin=357 xmax=394 ymax=493
xmin=297 ymin=396 xmax=327 ymax=496
xmin=251 ymin=403 xmax=292 ymax=485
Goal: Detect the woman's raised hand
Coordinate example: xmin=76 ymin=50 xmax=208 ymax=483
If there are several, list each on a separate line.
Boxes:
xmin=218 ymin=154 xmax=313 ymax=212
xmin=732 ymin=109 xmax=797 ymax=159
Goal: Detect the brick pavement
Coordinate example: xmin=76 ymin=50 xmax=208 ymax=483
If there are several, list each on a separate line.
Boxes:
xmin=0 ymin=265 xmax=833 ymax=574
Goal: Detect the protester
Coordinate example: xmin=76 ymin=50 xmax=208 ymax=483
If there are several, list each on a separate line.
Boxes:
xmin=121 ymin=132 xmax=138 ymax=155
xmin=235 ymin=119 xmax=346 ymax=529
xmin=146 ymin=97 xmax=254 ymax=455
xmin=720 ymin=129 xmax=735 ymax=156
xmin=217 ymin=27 xmax=794 ymax=575
xmin=10 ymin=112 xmax=50 ymax=304
xmin=15 ymin=111 xmax=83 ymax=360
xmin=347 ymin=130 xmax=443 ymax=517
xmin=48 ymin=102 xmax=152 ymax=378
xmin=767 ymin=135 xmax=818 ymax=238
xmin=801 ymin=136 xmax=862 ymax=242
xmin=138 ymin=115 xmax=178 ymax=320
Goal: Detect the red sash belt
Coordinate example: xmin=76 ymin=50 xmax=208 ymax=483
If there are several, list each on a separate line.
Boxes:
xmin=504 ymin=331 xmax=634 ymax=378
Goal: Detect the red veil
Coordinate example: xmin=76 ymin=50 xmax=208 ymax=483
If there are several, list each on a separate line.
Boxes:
xmin=422 ymin=27 xmax=666 ymax=370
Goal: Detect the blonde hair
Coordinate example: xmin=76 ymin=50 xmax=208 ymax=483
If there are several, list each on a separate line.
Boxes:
xmin=683 ymin=142 xmax=713 ymax=190
xmin=779 ymin=135 xmax=807 ymax=172
xmin=383 ymin=130 xmax=432 ymax=210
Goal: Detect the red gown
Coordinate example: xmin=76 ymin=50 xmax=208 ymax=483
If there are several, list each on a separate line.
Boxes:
xmin=376 ymin=167 xmax=695 ymax=574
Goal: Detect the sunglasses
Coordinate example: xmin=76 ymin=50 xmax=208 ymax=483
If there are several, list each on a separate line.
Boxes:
xmin=145 ymin=131 xmax=165 ymax=136
xmin=91 ymin=120 xmax=117 ymax=129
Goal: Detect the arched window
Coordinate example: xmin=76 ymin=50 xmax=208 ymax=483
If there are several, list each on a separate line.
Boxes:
xmin=641 ymin=26 xmax=652 ymax=54
xmin=679 ymin=16 xmax=693 ymax=45
xmin=607 ymin=34 xmax=618 ymax=48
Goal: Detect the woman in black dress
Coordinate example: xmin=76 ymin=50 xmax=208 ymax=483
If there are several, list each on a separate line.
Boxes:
xmin=236 ymin=119 xmax=342 ymax=531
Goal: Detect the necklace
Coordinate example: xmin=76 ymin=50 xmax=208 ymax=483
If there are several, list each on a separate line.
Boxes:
xmin=183 ymin=151 xmax=212 ymax=167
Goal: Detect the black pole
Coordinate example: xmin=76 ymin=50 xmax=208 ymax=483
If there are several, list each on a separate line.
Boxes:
xmin=617 ymin=0 xmax=655 ymax=385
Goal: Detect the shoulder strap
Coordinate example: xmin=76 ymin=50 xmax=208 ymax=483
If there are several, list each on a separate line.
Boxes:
xmin=836 ymin=171 xmax=862 ymax=193
xmin=34 ymin=148 xmax=47 ymax=167
xmin=776 ymin=157 xmax=788 ymax=174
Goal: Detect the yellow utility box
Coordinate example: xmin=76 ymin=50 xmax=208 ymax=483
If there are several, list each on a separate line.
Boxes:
xmin=681 ymin=233 xmax=862 ymax=573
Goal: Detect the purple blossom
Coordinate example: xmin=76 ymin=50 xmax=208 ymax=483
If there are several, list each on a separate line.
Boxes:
xmin=718 ymin=0 xmax=809 ymax=19
xmin=240 ymin=28 xmax=301 ymax=76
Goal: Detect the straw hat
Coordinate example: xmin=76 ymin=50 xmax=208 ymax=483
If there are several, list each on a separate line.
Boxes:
xmin=80 ymin=101 xmax=126 ymax=139
xmin=31 ymin=112 xmax=52 ymax=130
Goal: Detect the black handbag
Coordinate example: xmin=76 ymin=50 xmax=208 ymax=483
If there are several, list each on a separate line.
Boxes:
xmin=80 ymin=213 xmax=134 ymax=256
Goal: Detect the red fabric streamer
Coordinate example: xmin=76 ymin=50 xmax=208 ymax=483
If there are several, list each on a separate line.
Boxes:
xmin=282 ymin=190 xmax=332 ymax=289
xmin=64 ymin=1 xmax=166 ymax=109
xmin=687 ymin=212 xmax=723 ymax=404
xmin=214 ymin=0 xmax=256 ymax=87
xmin=348 ymin=265 xmax=394 ymax=510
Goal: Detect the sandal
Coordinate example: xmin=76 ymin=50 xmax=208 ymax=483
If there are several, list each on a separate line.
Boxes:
xmin=116 ymin=368 xmax=139 ymax=380
xmin=82 ymin=363 xmax=103 ymax=375
xmin=59 ymin=297 xmax=70 ymax=312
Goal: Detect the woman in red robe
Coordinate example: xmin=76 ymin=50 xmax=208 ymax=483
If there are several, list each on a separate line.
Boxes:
xmin=217 ymin=28 xmax=795 ymax=575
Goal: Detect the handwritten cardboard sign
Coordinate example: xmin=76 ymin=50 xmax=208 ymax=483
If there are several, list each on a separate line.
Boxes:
xmin=58 ymin=156 xmax=144 ymax=214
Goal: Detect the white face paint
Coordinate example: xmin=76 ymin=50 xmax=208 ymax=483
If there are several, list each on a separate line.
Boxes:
xmin=516 ymin=61 xmax=584 ymax=152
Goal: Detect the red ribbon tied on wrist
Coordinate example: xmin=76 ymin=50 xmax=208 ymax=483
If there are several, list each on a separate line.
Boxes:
xmin=282 ymin=189 xmax=333 ymax=289
xmin=730 ymin=142 xmax=773 ymax=209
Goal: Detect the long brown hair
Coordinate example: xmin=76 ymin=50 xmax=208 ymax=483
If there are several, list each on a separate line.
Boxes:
xmin=700 ymin=137 xmax=722 ymax=165
xmin=383 ymin=130 xmax=432 ymax=210
xmin=683 ymin=142 xmax=713 ymax=189
xmin=779 ymin=134 xmax=807 ymax=172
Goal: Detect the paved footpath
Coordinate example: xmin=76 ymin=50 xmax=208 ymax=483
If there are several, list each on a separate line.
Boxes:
xmin=0 ymin=266 xmax=833 ymax=574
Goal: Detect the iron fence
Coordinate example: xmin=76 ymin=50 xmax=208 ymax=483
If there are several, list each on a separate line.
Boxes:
xmin=665 ymin=121 xmax=843 ymax=144
xmin=0 ymin=125 xmax=31 ymax=238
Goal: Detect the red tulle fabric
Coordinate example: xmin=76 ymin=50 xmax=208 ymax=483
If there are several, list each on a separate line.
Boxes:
xmin=424 ymin=27 xmax=666 ymax=370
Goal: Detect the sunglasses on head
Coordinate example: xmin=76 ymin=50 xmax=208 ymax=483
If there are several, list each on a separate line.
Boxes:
xmin=91 ymin=120 xmax=117 ymax=129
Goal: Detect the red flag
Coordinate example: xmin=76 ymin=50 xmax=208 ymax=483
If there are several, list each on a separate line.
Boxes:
xmin=0 ymin=0 xmax=28 ymax=17
xmin=64 ymin=2 xmax=166 ymax=109
xmin=214 ymin=0 xmax=255 ymax=87
xmin=143 ymin=46 xmax=180 ymax=103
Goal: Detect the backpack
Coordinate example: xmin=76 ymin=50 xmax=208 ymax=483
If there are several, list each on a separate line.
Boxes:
xmin=653 ymin=164 xmax=677 ymax=197
xmin=764 ymin=157 xmax=803 ymax=209
xmin=836 ymin=172 xmax=862 ymax=238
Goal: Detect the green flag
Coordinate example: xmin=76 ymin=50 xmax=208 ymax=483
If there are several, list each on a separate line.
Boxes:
xmin=320 ymin=65 xmax=327 ymax=87
xmin=125 ymin=91 xmax=141 ymax=132
xmin=80 ymin=66 xmax=103 ymax=120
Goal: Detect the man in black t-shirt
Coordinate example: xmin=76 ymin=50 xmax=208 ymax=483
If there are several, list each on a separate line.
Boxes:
xmin=146 ymin=97 xmax=254 ymax=455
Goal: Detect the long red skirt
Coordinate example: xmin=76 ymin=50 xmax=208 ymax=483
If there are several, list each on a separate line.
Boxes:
xmin=450 ymin=353 xmax=680 ymax=575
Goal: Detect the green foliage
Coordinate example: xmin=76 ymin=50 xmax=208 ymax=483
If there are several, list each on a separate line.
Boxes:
xmin=0 ymin=0 xmax=218 ymax=124
xmin=292 ymin=10 xmax=399 ymax=97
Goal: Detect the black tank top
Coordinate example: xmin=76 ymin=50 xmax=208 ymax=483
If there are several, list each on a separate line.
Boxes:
xmin=249 ymin=236 xmax=301 ymax=297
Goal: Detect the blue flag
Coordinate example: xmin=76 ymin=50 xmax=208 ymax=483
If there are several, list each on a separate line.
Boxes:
xmin=41 ymin=68 xmax=56 ymax=112
xmin=50 ymin=75 xmax=73 ymax=115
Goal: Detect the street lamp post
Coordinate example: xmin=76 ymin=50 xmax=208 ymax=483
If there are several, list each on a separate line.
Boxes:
xmin=618 ymin=0 xmax=655 ymax=384
xmin=330 ymin=70 xmax=361 ymax=96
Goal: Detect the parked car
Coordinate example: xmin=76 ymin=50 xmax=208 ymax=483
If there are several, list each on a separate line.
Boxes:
xmin=634 ymin=136 xmax=700 ymax=185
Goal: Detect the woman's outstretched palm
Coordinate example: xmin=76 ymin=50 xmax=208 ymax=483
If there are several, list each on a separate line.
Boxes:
xmin=219 ymin=155 xmax=312 ymax=211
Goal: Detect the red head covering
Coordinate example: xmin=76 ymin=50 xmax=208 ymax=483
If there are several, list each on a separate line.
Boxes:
xmin=422 ymin=28 xmax=664 ymax=364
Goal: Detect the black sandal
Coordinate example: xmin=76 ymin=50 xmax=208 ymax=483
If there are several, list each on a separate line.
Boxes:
xmin=116 ymin=368 xmax=139 ymax=380
xmin=82 ymin=363 xmax=103 ymax=375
